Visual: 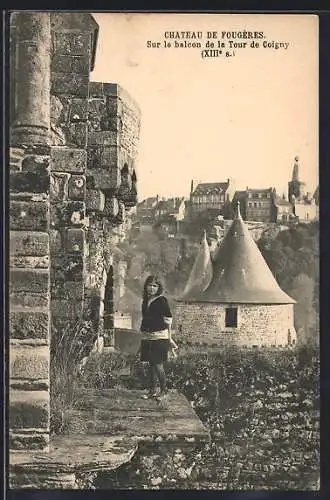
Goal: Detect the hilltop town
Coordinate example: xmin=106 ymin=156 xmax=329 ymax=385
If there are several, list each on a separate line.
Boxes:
xmin=133 ymin=156 xmax=318 ymax=243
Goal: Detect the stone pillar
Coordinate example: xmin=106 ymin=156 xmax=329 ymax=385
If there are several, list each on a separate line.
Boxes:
xmin=9 ymin=12 xmax=52 ymax=452
xmin=11 ymin=12 xmax=51 ymax=145
xmin=9 ymin=148 xmax=52 ymax=452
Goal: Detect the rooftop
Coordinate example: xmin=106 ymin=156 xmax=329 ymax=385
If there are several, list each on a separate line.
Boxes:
xmin=180 ymin=204 xmax=295 ymax=304
xmin=192 ymin=182 xmax=230 ymax=196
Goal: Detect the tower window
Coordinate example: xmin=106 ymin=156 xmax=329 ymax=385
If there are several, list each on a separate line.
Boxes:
xmin=225 ymin=307 xmax=238 ymax=327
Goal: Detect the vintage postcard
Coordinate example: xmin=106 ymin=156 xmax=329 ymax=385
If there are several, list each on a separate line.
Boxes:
xmin=8 ymin=12 xmax=319 ymax=490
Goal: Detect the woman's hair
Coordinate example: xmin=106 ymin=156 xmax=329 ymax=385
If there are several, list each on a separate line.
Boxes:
xmin=142 ymin=275 xmax=164 ymax=299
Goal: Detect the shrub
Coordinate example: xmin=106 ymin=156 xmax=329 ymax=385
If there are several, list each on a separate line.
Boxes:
xmin=50 ymin=319 xmax=96 ymax=435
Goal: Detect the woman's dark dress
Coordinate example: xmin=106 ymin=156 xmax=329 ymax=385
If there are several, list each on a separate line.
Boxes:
xmin=140 ymin=295 xmax=172 ymax=364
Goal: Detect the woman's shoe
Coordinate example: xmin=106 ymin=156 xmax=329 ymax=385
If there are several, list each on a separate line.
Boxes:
xmin=141 ymin=391 xmax=158 ymax=400
xmin=155 ymin=391 xmax=167 ymax=402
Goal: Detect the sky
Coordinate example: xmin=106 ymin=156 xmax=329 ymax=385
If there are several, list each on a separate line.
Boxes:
xmin=90 ymin=13 xmax=319 ymax=201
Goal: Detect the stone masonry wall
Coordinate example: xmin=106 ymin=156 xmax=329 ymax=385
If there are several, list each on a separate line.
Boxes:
xmin=9 ymin=11 xmax=141 ymax=454
xmin=9 ymin=12 xmax=52 ymax=451
xmin=48 ymin=13 xmax=97 ymax=330
xmin=175 ymin=303 xmax=297 ymax=347
xmin=84 ymin=82 xmax=141 ymax=346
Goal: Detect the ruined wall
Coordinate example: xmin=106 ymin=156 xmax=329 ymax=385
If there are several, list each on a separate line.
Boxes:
xmin=84 ymin=82 xmax=141 ymax=346
xmin=9 ymin=12 xmax=141 ymax=451
xmin=49 ymin=13 xmax=98 ymax=331
xmin=175 ymin=302 xmax=297 ymax=347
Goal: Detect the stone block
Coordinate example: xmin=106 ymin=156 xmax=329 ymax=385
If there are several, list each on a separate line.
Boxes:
xmin=89 ymin=169 xmax=121 ymax=191
xmin=9 ymin=432 xmax=49 ymax=451
xmin=10 ymin=172 xmax=50 ymax=194
xmin=54 ymin=31 xmax=92 ymax=56
xmin=104 ymin=196 xmax=119 ymax=219
xmin=100 ymin=146 xmax=118 ymax=168
xmin=88 ymin=131 xmax=119 ymax=147
xmin=89 ymin=81 xmax=104 ymax=97
xmin=10 ymin=269 xmax=49 ymax=294
xmin=9 ymin=390 xmax=49 ymax=429
xmin=86 ymin=189 xmax=105 ymax=212
xmin=50 ymin=146 xmax=86 ymax=173
xmin=9 ymin=147 xmax=25 ymax=171
xmin=10 ymin=255 xmax=49 ymax=269
xmin=50 ymin=172 xmax=70 ymax=202
xmin=49 ymin=230 xmax=62 ymax=254
xmin=9 ymin=468 xmax=76 ymax=488
xmin=83 ymin=295 xmax=103 ymax=322
xmin=50 ymin=93 xmax=66 ymax=122
xmin=87 ymin=146 xmax=101 ymax=169
xmin=50 ymin=201 xmax=85 ymax=228
xmin=9 ymin=292 xmax=49 ymax=309
xmin=66 ymin=122 xmax=88 ymax=148
xmin=66 ymin=228 xmax=85 ymax=253
xmin=107 ymin=116 xmax=122 ymax=132
xmin=69 ymin=98 xmax=89 ymax=121
xmin=9 ymin=311 xmax=49 ymax=340
xmin=102 ymin=82 xmax=119 ymax=97
xmin=52 ymin=298 xmax=84 ymax=319
xmin=104 ymin=95 xmax=118 ymax=116
xmin=10 ymin=200 xmax=49 ymax=231
xmin=10 ymin=380 xmax=49 ymax=391
xmin=51 ymin=72 xmax=89 ymax=97
xmin=88 ymin=98 xmax=106 ymax=115
xmin=21 ymin=155 xmax=50 ymax=174
xmin=68 ymin=175 xmax=86 ymax=201
xmin=51 ymin=254 xmax=84 ymax=282
xmin=10 ymin=231 xmax=49 ymax=256
xmin=22 ymin=145 xmax=52 ymax=156
xmin=51 ymin=54 xmax=90 ymax=75
xmin=10 ymin=345 xmax=49 ymax=380
xmin=51 ymin=280 xmax=84 ymax=301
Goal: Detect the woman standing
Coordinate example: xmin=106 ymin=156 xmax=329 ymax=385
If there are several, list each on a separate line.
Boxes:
xmin=139 ymin=275 xmax=175 ymax=401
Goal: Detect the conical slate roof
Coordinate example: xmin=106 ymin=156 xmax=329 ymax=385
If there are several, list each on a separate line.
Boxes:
xmin=188 ymin=204 xmax=295 ymax=304
xmin=179 ymin=231 xmax=213 ymax=301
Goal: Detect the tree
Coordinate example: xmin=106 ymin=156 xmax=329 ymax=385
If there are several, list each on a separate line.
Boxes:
xmin=287 ymin=274 xmax=319 ymax=346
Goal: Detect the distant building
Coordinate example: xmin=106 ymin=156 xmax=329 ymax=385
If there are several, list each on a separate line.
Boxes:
xmin=175 ymin=203 xmax=297 ymax=348
xmin=274 ymin=194 xmax=294 ymax=222
xmin=153 ymin=197 xmax=186 ymax=235
xmin=245 ymin=187 xmax=277 ymax=222
xmin=231 ymin=188 xmax=277 ymax=223
xmin=154 ymin=197 xmax=186 ymax=221
xmin=136 ymin=196 xmax=158 ymax=221
xmin=288 ymin=157 xmax=318 ymax=222
xmin=189 ymin=178 xmax=235 ymax=215
xmin=232 ymin=190 xmax=247 ymax=220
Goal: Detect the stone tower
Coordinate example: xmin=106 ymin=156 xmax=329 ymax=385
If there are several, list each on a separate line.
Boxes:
xmin=175 ymin=203 xmax=297 ymax=347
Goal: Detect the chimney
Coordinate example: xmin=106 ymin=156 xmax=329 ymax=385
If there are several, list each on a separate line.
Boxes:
xmin=190 ymin=179 xmax=194 ymax=195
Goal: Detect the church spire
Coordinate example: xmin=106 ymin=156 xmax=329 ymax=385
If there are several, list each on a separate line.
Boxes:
xmin=292 ymin=156 xmax=300 ymax=182
xmin=288 ymin=156 xmax=305 ymax=202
